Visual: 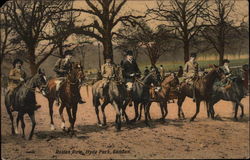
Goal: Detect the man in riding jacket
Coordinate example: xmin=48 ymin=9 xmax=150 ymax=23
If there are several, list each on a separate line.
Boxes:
xmin=183 ymin=52 xmax=199 ymax=102
xmin=7 ymin=58 xmax=41 ymax=111
xmin=101 ymin=56 xmax=117 ymax=88
xmin=121 ymin=50 xmax=141 ymax=106
xmin=54 ymin=50 xmax=85 ymax=105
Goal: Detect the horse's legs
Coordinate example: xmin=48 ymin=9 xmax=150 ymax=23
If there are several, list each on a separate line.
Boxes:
xmin=28 ymin=112 xmax=36 ymax=140
xmin=49 ymin=99 xmax=55 ymax=130
xmin=239 ymin=102 xmax=244 ymax=118
xmin=72 ymin=103 xmax=78 ymax=132
xmin=7 ymin=109 xmax=15 ymax=135
xmin=59 ymin=104 xmax=66 ymax=130
xmin=159 ymin=102 xmax=164 ymax=120
xmin=101 ymin=101 xmax=108 ymax=126
xmin=112 ymin=101 xmax=121 ymax=131
xmin=144 ymin=102 xmax=151 ymax=126
xmin=65 ymin=106 xmax=73 ymax=132
xmin=131 ymin=101 xmax=139 ymax=122
xmin=206 ymin=102 xmax=210 ymax=118
xmin=163 ymin=102 xmax=168 ymax=121
xmin=177 ymin=96 xmax=186 ymax=119
xmin=190 ymin=100 xmax=201 ymax=122
xmin=234 ymin=103 xmax=239 ymax=121
xmin=138 ymin=103 xmax=143 ymax=121
xmin=147 ymin=103 xmax=152 ymax=121
xmin=121 ymin=102 xmax=130 ymax=124
xmin=15 ymin=113 xmax=20 ymax=134
xmin=19 ymin=114 xmax=25 ymax=139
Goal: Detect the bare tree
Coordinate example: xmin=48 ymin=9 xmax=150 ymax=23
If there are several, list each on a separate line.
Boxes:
xmin=66 ymin=0 xmax=143 ymax=60
xmin=0 ymin=5 xmax=24 ymax=65
xmin=201 ymin=0 xmax=239 ymax=65
xmin=4 ymin=0 xmax=71 ymax=75
xmin=115 ymin=22 xmax=178 ymax=66
xmin=147 ymin=0 xmax=206 ymax=63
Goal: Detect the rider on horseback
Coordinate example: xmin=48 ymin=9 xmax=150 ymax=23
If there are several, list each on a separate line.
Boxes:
xmin=183 ymin=52 xmax=199 ymax=102
xmin=121 ymin=50 xmax=141 ymax=106
xmin=100 ymin=56 xmax=117 ymax=89
xmin=54 ymin=50 xmax=85 ymax=105
xmin=7 ymin=58 xmax=41 ymax=112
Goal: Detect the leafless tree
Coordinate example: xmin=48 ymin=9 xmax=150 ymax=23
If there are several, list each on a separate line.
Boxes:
xmin=147 ymin=0 xmax=207 ymax=63
xmin=201 ymin=0 xmax=240 ymax=65
xmin=66 ymin=0 xmax=143 ymax=60
xmin=115 ymin=22 xmax=178 ymax=66
xmin=0 ymin=5 xmax=24 ymax=65
xmin=4 ymin=0 xmax=72 ymax=75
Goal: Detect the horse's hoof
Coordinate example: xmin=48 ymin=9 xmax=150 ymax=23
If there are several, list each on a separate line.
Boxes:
xmin=189 ymin=118 xmax=194 ymax=122
xmin=130 ymin=119 xmax=136 ymax=123
xmin=234 ymin=118 xmax=238 ymax=121
xmin=240 ymin=115 xmax=244 ymax=118
xmin=50 ymin=124 xmax=55 ymax=131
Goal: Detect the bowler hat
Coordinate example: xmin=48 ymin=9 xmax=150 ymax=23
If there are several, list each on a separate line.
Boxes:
xmin=12 ymin=58 xmax=23 ymax=67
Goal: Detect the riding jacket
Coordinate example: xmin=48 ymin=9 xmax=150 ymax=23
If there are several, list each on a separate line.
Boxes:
xmin=54 ymin=58 xmax=73 ymax=78
xmin=122 ymin=59 xmax=141 ymax=82
xmin=7 ymin=68 xmax=26 ymax=91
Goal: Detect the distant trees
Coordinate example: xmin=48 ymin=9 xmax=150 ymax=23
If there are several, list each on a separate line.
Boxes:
xmin=147 ymin=0 xmax=207 ymax=62
xmin=2 ymin=0 xmax=75 ymax=75
xmin=201 ymin=0 xmax=240 ymax=65
xmin=115 ymin=21 xmax=179 ymax=66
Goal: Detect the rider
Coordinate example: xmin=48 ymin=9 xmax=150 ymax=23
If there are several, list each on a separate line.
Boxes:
xmin=159 ymin=65 xmax=165 ymax=80
xmin=100 ymin=56 xmax=117 ymax=89
xmin=219 ymin=59 xmax=235 ymax=90
xmin=121 ymin=50 xmax=141 ymax=106
xmin=54 ymin=50 xmax=85 ymax=105
xmin=183 ymin=52 xmax=199 ymax=102
xmin=7 ymin=58 xmax=41 ymax=111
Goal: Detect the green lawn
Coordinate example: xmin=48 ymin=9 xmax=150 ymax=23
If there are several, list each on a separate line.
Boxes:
xmin=139 ymin=58 xmax=249 ymax=72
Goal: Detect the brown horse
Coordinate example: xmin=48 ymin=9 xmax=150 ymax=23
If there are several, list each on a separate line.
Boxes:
xmin=45 ymin=62 xmax=84 ymax=134
xmin=138 ymin=73 xmax=179 ymax=122
xmin=177 ymin=65 xmax=224 ymax=121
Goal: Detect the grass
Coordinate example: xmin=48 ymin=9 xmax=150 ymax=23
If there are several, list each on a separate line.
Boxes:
xmin=84 ymin=58 xmax=249 ymax=74
xmin=139 ymin=58 xmax=249 ymax=72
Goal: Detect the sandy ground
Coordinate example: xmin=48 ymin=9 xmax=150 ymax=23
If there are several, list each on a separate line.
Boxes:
xmin=1 ymin=86 xmax=249 ymax=159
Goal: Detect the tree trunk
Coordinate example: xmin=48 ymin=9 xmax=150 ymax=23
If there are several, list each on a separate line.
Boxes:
xmin=102 ymin=36 xmax=113 ymax=61
xmin=28 ymin=47 xmax=38 ymax=75
xmin=183 ymin=40 xmax=190 ymax=63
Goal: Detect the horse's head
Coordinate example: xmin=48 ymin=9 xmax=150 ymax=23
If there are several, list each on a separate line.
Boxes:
xmin=212 ymin=64 xmax=226 ymax=80
xmin=162 ymin=72 xmax=179 ymax=88
xmin=33 ymin=68 xmax=47 ymax=90
xmin=67 ymin=62 xmax=85 ymax=85
xmin=144 ymin=69 xmax=161 ymax=86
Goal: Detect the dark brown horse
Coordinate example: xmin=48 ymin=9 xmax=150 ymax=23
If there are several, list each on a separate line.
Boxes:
xmin=45 ymin=62 xmax=84 ymax=135
xmin=138 ymin=73 xmax=179 ymax=122
xmin=177 ymin=65 xmax=224 ymax=121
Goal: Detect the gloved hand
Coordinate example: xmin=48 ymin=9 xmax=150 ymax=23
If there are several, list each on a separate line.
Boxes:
xmin=20 ymin=78 xmax=24 ymax=81
xmin=130 ymin=73 xmax=135 ymax=77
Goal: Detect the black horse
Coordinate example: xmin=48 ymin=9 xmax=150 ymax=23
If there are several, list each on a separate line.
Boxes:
xmin=208 ymin=75 xmax=245 ymax=120
xmin=123 ymin=71 xmax=160 ymax=126
xmin=5 ymin=68 xmax=47 ymax=140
